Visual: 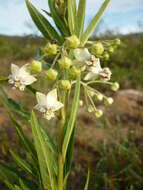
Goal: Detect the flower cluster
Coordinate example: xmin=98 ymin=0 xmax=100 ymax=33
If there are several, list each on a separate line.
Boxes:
xmin=8 ymin=35 xmax=120 ymax=120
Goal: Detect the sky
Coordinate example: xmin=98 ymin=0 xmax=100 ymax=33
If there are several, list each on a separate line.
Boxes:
xmin=0 ymin=0 xmax=143 ymax=36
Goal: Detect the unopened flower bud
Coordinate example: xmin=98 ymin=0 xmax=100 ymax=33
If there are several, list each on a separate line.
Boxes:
xmin=60 ymin=80 xmax=71 ymax=90
xmin=111 ymin=82 xmax=119 ymax=91
xmin=91 ymin=42 xmax=104 ymax=56
xmin=70 ymin=66 xmax=81 ymax=78
xmin=79 ymin=100 xmax=83 ymax=107
xmin=31 ymin=60 xmax=42 ymax=73
xmin=115 ymin=38 xmax=121 ymax=45
xmin=104 ymin=97 xmax=114 ymax=106
xmin=45 ymin=69 xmax=58 ymax=81
xmin=103 ymin=52 xmax=110 ymax=61
xmin=87 ymin=105 xmax=94 ymax=113
xmin=108 ymin=46 xmax=114 ymax=53
xmin=95 ymin=109 xmax=103 ymax=118
xmin=46 ymin=43 xmax=58 ymax=56
xmin=58 ymin=57 xmax=72 ymax=70
xmin=95 ymin=93 xmax=103 ymax=101
xmin=66 ymin=35 xmax=80 ymax=49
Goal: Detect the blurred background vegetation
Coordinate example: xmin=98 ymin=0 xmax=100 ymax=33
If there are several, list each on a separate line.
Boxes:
xmin=0 ymin=32 xmax=143 ymax=190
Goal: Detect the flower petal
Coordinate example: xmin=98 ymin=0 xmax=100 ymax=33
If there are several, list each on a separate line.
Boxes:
xmin=74 ymin=48 xmax=91 ymax=62
xmin=53 ymin=101 xmax=64 ymax=111
xmin=23 ymin=75 xmax=37 ymax=85
xmin=47 ymin=89 xmax=57 ymax=100
xmin=36 ymin=92 xmax=47 ymax=106
xmin=84 ymin=72 xmax=96 ymax=81
xmin=11 ymin=64 xmax=19 ymax=75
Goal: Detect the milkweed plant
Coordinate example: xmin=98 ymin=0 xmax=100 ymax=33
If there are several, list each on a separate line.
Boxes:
xmin=0 ymin=0 xmax=120 ymax=189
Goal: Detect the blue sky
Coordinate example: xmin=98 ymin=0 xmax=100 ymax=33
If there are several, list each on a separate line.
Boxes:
xmin=0 ymin=0 xmax=143 ymax=36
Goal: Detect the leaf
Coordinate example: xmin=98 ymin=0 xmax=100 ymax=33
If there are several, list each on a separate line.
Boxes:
xmin=75 ymin=0 xmax=86 ymax=39
xmin=62 ymin=76 xmax=80 ymax=160
xmin=10 ymin=150 xmax=34 ymax=176
xmin=4 ymin=181 xmax=16 ymax=190
xmin=0 ymin=85 xmax=30 ymax=120
xmin=81 ymin=0 xmax=110 ymax=45
xmin=30 ymin=111 xmax=57 ymax=190
xmin=19 ymin=179 xmax=31 ymax=190
xmin=0 ymin=95 xmax=36 ymax=158
xmin=84 ymin=169 xmax=90 ymax=190
xmin=0 ymin=162 xmax=19 ymax=183
xmin=67 ymin=0 xmax=76 ymax=34
xmin=64 ymin=127 xmax=75 ymax=177
xmin=48 ymin=0 xmax=69 ymax=37
xmin=26 ymin=0 xmax=63 ymax=44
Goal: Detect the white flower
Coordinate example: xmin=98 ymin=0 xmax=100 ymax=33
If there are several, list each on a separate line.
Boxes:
xmin=74 ymin=48 xmax=91 ymax=62
xmin=34 ymin=89 xmax=64 ymax=120
xmin=84 ymin=58 xmax=102 ymax=80
xmin=74 ymin=48 xmax=93 ymax=70
xmin=99 ymin=67 xmax=112 ymax=81
xmin=8 ymin=64 xmax=37 ymax=91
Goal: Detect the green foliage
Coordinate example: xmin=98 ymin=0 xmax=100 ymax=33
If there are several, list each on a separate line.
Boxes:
xmin=26 ymin=0 xmax=63 ymax=44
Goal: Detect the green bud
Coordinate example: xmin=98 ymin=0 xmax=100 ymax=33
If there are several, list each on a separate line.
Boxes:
xmin=70 ymin=66 xmax=81 ymax=79
xmin=111 ymin=82 xmax=119 ymax=91
xmin=103 ymin=52 xmax=110 ymax=61
xmin=108 ymin=46 xmax=114 ymax=53
xmin=60 ymin=80 xmax=71 ymax=90
xmin=87 ymin=105 xmax=94 ymax=113
xmin=79 ymin=100 xmax=83 ymax=107
xmin=115 ymin=38 xmax=121 ymax=45
xmin=95 ymin=93 xmax=103 ymax=101
xmin=45 ymin=69 xmax=58 ymax=81
xmin=58 ymin=57 xmax=72 ymax=70
xmin=104 ymin=97 xmax=114 ymax=106
xmin=95 ymin=109 xmax=103 ymax=118
xmin=91 ymin=42 xmax=104 ymax=56
xmin=31 ymin=60 xmax=42 ymax=73
xmin=66 ymin=35 xmax=80 ymax=49
xmin=46 ymin=43 xmax=58 ymax=56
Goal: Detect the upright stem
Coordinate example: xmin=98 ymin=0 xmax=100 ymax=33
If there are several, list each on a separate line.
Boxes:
xmin=58 ymin=92 xmax=66 ymax=190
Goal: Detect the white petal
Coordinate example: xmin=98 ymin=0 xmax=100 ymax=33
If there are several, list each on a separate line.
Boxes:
xmin=36 ymin=92 xmax=47 ymax=106
xmin=47 ymin=89 xmax=57 ymax=100
xmin=20 ymin=63 xmax=30 ymax=73
xmin=11 ymin=64 xmax=19 ymax=75
xmin=84 ymin=72 xmax=96 ymax=81
xmin=52 ymin=101 xmax=64 ymax=111
xmin=74 ymin=48 xmax=91 ymax=62
xmin=23 ymin=75 xmax=37 ymax=85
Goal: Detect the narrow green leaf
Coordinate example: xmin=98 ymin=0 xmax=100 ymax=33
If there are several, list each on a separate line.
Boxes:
xmin=64 ymin=127 xmax=75 ymax=177
xmin=4 ymin=181 xmax=16 ymax=190
xmin=31 ymin=111 xmax=57 ymax=190
xmin=19 ymin=179 xmax=31 ymax=190
xmin=62 ymin=76 xmax=80 ymax=160
xmin=84 ymin=169 xmax=90 ymax=190
xmin=26 ymin=0 xmax=63 ymax=44
xmin=67 ymin=0 xmax=76 ymax=34
xmin=0 ymin=95 xmax=36 ymax=158
xmin=0 ymin=162 xmax=19 ymax=183
xmin=48 ymin=0 xmax=69 ymax=37
xmin=0 ymin=85 xmax=30 ymax=120
xmin=75 ymin=0 xmax=86 ymax=39
xmin=10 ymin=150 xmax=33 ymax=175
xmin=81 ymin=0 xmax=110 ymax=45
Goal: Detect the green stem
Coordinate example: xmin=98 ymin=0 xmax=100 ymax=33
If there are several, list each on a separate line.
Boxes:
xmin=58 ymin=92 xmax=66 ymax=190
